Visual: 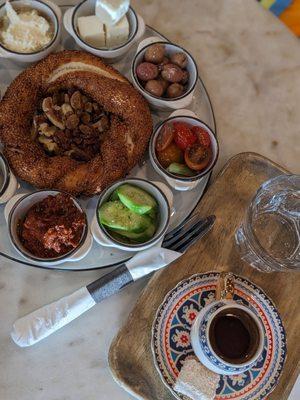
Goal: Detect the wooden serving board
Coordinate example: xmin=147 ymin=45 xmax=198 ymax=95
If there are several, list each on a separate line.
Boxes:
xmin=109 ymin=152 xmax=299 ymax=400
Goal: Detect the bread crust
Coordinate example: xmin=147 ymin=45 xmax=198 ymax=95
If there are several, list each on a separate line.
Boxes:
xmin=0 ymin=50 xmax=153 ymax=196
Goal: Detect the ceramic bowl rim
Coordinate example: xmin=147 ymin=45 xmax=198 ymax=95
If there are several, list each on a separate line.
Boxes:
xmin=71 ymin=2 xmax=138 ymax=52
xmin=8 ymin=189 xmax=88 ymax=262
xmin=150 ymin=115 xmax=219 ymax=182
xmin=96 ymin=177 xmax=170 ymax=249
xmin=0 ymin=0 xmax=59 ymax=56
xmin=132 ymin=40 xmax=199 ymax=102
xmin=0 ymin=152 xmax=10 ymax=197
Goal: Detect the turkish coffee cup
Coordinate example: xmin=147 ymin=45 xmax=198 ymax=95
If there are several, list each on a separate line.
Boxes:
xmin=190 ymin=273 xmax=265 ymax=375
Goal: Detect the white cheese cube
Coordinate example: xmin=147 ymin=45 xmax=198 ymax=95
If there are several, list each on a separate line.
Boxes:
xmin=77 ymin=16 xmax=105 ymax=48
xmin=105 ymin=15 xmax=129 ymax=48
xmin=95 ymin=0 xmax=129 ymax=26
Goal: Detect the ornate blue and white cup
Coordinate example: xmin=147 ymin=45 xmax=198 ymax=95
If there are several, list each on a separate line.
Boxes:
xmin=190 ymin=273 xmax=265 ymax=375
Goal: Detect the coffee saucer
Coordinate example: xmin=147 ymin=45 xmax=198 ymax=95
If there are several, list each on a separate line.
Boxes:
xmin=152 ymin=272 xmax=287 ymax=400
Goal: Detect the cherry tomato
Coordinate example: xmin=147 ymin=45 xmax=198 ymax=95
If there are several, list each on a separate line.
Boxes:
xmin=156 ymin=123 xmax=174 ymax=152
xmin=191 ymin=126 xmax=211 ymax=148
xmin=184 ymin=143 xmax=212 ymax=171
xmin=173 ymin=122 xmax=197 ymax=151
xmin=157 ymin=142 xmax=183 ymax=168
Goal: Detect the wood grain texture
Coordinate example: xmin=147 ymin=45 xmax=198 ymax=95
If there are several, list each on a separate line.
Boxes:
xmin=109 ymin=152 xmax=299 ymax=400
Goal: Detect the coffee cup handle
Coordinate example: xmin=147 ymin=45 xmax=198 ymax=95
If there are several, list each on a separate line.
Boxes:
xmin=0 ymin=41 xmax=15 ymax=58
xmin=168 ymin=93 xmax=195 ymax=110
xmin=216 ymin=272 xmax=235 ymax=301
xmin=0 ymin=47 xmax=9 ymax=58
xmin=135 ymin=14 xmax=146 ymax=42
xmin=151 ymin=181 xmax=173 ymax=207
xmin=68 ymin=232 xmax=93 ymax=262
xmin=151 ymin=180 xmax=175 ymax=222
xmin=169 ymin=109 xmax=198 ymax=119
xmin=91 ymin=215 xmax=114 ymax=247
xmin=63 ymin=7 xmax=75 ymax=37
xmin=136 ymin=36 xmax=165 ymax=53
xmin=0 ymin=172 xmax=18 ymax=204
xmin=4 ymin=193 xmax=27 ymax=223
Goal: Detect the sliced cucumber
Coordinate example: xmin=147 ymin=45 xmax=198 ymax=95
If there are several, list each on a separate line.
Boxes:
xmin=110 ymin=189 xmax=119 ymax=201
xmin=111 ymin=221 xmax=156 ymax=243
xmin=167 ymin=162 xmax=194 ymax=177
xmin=148 ymin=208 xmax=158 ymax=221
xmin=98 ymin=201 xmax=151 ymax=233
xmin=116 ymin=184 xmax=157 ymax=215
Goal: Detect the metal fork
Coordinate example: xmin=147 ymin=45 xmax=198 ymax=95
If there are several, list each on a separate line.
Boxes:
xmin=11 ymin=214 xmax=216 ymax=347
xmin=163 ymin=214 xmax=216 ymax=252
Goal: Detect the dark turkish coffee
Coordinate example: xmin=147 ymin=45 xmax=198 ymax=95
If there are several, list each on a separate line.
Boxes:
xmin=209 ymin=307 xmax=260 ymax=364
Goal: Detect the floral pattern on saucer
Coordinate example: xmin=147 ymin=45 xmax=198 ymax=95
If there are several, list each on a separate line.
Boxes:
xmin=151 ymin=272 xmax=287 ymax=400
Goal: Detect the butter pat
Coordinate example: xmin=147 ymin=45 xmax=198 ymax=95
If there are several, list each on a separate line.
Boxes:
xmin=77 ymin=15 xmax=105 ymax=48
xmin=105 ymin=15 xmax=129 ymax=48
xmin=95 ymin=0 xmax=129 ymax=26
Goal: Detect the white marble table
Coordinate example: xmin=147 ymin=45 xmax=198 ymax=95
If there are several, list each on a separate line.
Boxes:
xmin=0 ymin=262 xmax=139 ymax=400
xmin=131 ymin=0 xmax=300 ymax=176
xmin=0 ymin=1 xmax=299 ymax=399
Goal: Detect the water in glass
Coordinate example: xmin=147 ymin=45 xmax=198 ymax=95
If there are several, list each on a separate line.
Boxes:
xmin=235 ymin=175 xmax=300 ymax=272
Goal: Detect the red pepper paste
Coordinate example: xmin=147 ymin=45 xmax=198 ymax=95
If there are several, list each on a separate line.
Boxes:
xmin=19 ymin=193 xmax=85 ymax=258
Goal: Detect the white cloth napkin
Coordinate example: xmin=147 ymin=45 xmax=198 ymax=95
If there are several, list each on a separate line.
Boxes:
xmin=11 ymin=287 xmax=96 ymax=347
xmin=126 ymin=246 xmax=180 ymax=281
xmin=11 ymin=247 xmax=181 ymax=347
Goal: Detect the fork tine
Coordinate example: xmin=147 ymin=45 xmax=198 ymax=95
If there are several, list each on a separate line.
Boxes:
xmin=163 ymin=216 xmax=211 ymax=248
xmin=163 ymin=213 xmax=204 ymax=243
xmin=167 ymin=215 xmax=215 ymax=253
xmin=171 ymin=227 xmax=205 ymax=253
xmin=163 ymin=219 xmax=205 ymax=248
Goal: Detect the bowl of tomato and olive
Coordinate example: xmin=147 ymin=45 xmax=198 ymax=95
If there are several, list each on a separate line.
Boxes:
xmin=150 ymin=115 xmax=218 ymax=191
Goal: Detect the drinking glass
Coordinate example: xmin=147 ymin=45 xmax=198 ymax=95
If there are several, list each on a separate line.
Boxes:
xmin=235 ymin=175 xmax=300 ymax=272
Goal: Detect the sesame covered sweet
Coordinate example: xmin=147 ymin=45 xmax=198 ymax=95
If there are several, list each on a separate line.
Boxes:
xmin=0 ymin=50 xmax=153 ymax=196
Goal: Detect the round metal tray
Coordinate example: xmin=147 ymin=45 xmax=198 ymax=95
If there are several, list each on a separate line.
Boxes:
xmin=0 ymin=25 xmax=216 ymax=271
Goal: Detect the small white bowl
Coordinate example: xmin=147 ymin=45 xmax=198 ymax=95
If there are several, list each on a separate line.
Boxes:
xmin=0 ymin=153 xmax=18 ymax=204
xmin=131 ymin=37 xmax=198 ymax=110
xmin=91 ymin=178 xmax=173 ymax=252
xmin=63 ymin=1 xmax=145 ymax=62
xmin=0 ymin=0 xmax=62 ymax=63
xmin=5 ymin=190 xmax=93 ymax=266
xmin=149 ymin=109 xmax=219 ymax=191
